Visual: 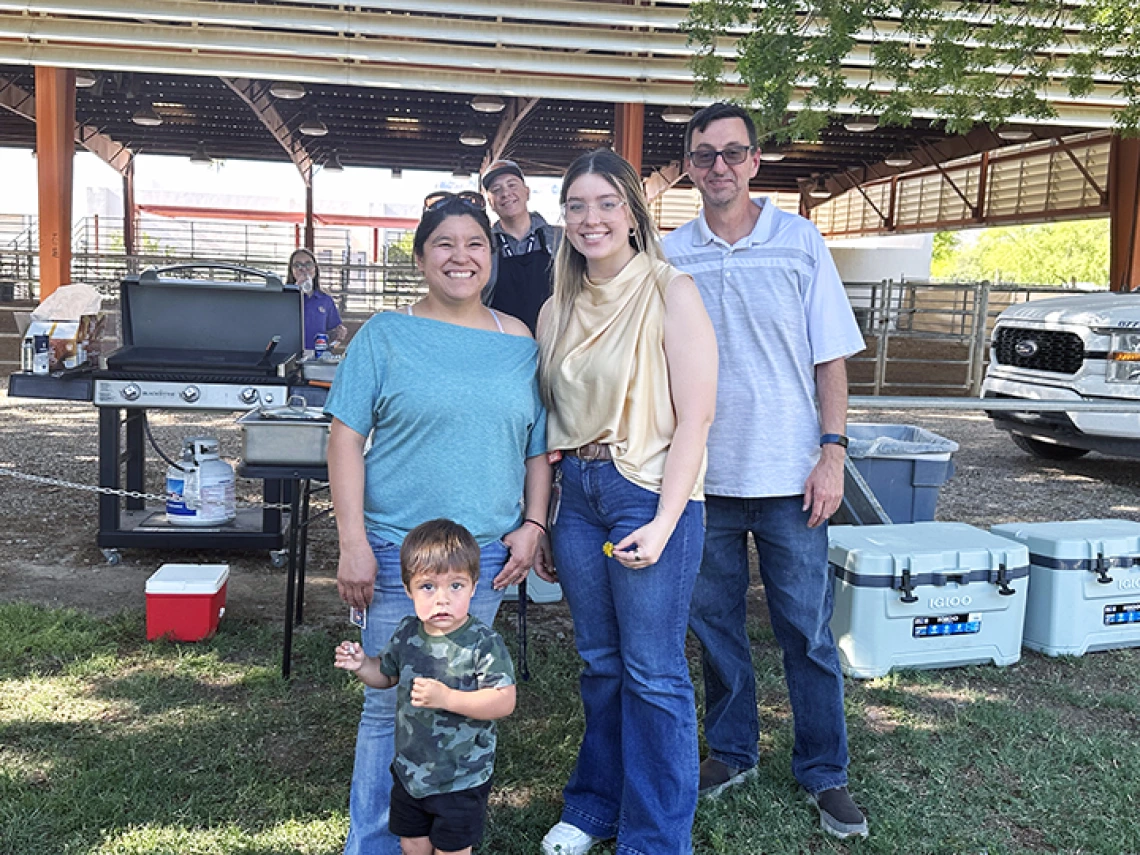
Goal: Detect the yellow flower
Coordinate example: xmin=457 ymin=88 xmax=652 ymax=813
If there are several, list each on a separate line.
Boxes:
xmin=602 ymin=541 xmax=615 ymax=557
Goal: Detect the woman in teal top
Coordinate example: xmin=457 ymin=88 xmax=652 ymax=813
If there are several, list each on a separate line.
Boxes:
xmin=325 ymin=190 xmax=551 ymax=855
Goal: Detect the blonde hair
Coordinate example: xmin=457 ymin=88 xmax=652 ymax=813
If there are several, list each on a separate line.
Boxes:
xmin=538 ymin=149 xmax=665 ymax=407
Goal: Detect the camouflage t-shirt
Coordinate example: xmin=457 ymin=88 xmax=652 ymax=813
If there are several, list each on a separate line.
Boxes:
xmin=379 ymin=614 xmax=515 ymax=799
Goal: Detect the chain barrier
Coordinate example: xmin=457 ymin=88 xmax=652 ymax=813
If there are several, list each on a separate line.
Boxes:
xmin=0 ymin=466 xmax=331 ymax=512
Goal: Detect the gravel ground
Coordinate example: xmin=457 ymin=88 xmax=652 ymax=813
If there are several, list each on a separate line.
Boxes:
xmin=2 ymin=377 xmax=1139 ymax=626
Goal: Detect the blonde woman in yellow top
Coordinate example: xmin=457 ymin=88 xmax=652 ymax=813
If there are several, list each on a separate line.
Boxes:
xmin=537 ymin=149 xmax=717 ymax=855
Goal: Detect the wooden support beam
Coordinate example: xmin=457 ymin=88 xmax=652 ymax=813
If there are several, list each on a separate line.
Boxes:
xmin=34 ymin=65 xmax=75 ymax=301
xmin=1 ymin=73 xmax=132 ymax=175
xmin=614 ymin=103 xmax=643 ymax=173
xmin=486 ymin=97 xmax=540 ymax=168
xmin=1109 ymin=134 xmax=1140 ymax=293
xmin=304 ymin=178 xmax=314 ymax=251
xmin=220 ymin=77 xmax=313 ymax=183
xmin=122 ymin=158 xmax=136 ymax=263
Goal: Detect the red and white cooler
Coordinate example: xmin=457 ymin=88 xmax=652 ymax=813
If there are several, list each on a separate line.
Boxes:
xmin=145 ymin=563 xmax=229 ymax=641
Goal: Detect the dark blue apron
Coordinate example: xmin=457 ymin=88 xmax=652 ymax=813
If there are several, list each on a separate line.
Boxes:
xmin=489 ymin=228 xmax=553 ymax=334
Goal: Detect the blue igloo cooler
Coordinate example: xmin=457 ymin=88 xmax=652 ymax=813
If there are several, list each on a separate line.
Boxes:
xmin=828 ymin=522 xmax=1030 ymax=679
xmin=990 ymin=519 xmax=1140 ymax=657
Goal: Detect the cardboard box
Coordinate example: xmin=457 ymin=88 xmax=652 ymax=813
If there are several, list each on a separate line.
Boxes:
xmin=145 ymin=564 xmax=229 ymax=641
xmin=18 ymin=313 xmax=105 ymax=371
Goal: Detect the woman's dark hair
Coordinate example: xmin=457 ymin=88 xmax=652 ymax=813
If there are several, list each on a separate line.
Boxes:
xmin=412 ymin=199 xmax=493 ymax=259
xmin=286 ymin=247 xmax=321 ymax=292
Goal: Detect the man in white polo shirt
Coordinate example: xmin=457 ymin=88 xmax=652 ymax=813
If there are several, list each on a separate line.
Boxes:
xmin=662 ymin=102 xmax=868 ymax=840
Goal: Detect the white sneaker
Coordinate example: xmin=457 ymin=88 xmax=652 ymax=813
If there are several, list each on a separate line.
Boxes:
xmin=541 ymin=821 xmax=602 ymax=855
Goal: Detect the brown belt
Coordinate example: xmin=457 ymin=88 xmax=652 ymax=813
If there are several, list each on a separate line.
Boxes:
xmin=564 ymin=442 xmax=612 ymax=461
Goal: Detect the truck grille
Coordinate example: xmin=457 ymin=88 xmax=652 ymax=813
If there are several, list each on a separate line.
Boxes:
xmin=993 ymin=327 xmax=1084 ymax=374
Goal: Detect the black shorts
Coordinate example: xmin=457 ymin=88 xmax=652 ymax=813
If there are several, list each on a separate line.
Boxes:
xmin=388 ymin=768 xmax=492 ymax=852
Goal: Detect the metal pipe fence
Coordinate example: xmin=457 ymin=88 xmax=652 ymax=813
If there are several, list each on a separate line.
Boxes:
xmin=845 ymin=278 xmax=1104 ymax=396
xmin=1 ymin=216 xmax=1106 ymax=396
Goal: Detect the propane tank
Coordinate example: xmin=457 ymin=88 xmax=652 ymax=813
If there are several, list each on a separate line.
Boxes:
xmin=166 ymin=436 xmax=236 ymax=527
xmin=165 ymin=444 xmax=196 ymax=524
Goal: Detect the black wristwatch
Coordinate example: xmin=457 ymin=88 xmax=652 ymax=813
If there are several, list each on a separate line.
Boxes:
xmin=820 ymin=433 xmax=849 ymax=449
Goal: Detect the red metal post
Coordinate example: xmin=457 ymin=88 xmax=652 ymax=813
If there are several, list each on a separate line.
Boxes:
xmin=1109 ymin=134 xmax=1140 ymax=293
xmin=34 ymin=65 xmax=76 ymax=301
xmin=614 ymin=103 xmax=644 ymax=174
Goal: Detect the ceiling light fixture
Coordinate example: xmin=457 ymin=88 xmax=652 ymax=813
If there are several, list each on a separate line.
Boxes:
xmin=189 ymin=141 xmax=213 ymax=166
xmin=387 ymin=116 xmax=420 ymax=125
xmin=75 ymin=70 xmax=98 ymax=89
xmin=884 ymin=147 xmax=914 ymax=168
xmin=843 ymin=115 xmax=878 ymax=133
xmin=661 ymin=106 xmax=693 ymax=124
xmin=131 ymin=103 xmax=163 ymax=127
xmin=299 ymin=114 xmax=328 ymax=137
xmin=459 ymin=129 xmax=488 ymax=146
xmin=807 ymin=174 xmax=832 ymax=199
xmin=471 ymin=95 xmax=506 ymax=113
xmin=269 ymin=80 xmax=306 ymax=100
xmin=759 ymin=145 xmax=785 ymax=162
xmin=324 ymin=151 xmax=345 ymax=172
xmin=997 ymin=124 xmax=1033 ymax=142
xmin=579 ymin=128 xmax=610 ymax=136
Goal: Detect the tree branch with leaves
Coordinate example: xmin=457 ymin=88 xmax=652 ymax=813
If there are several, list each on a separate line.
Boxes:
xmin=684 ymin=0 xmax=1132 ymax=140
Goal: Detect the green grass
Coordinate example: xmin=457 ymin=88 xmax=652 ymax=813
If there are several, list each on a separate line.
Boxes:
xmin=2 ymin=602 xmax=1139 ymax=854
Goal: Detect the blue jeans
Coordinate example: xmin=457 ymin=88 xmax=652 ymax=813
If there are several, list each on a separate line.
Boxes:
xmin=551 ymin=457 xmax=703 ymax=855
xmin=689 ymin=495 xmax=848 ymax=795
xmin=343 ymin=534 xmax=507 ymax=855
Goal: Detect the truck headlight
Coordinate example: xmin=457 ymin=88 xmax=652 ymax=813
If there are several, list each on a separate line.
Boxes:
xmin=1108 ymin=332 xmax=1140 ymax=383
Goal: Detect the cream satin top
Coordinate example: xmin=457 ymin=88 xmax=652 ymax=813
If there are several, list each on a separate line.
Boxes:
xmin=547 ymin=252 xmax=705 ymax=500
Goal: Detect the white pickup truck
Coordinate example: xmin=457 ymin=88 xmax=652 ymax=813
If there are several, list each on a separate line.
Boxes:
xmin=981 ymin=292 xmax=1140 ymax=459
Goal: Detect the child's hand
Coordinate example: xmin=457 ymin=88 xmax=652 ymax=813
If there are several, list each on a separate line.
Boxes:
xmin=410 ymin=677 xmax=451 ymax=709
xmin=334 ymin=640 xmax=365 ymax=672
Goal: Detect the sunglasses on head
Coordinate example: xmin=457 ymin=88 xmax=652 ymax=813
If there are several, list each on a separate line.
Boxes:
xmin=423 ymin=191 xmax=487 ymax=212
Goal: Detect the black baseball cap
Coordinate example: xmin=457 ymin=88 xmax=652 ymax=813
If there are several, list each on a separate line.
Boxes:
xmin=481 ymin=159 xmax=525 ymax=190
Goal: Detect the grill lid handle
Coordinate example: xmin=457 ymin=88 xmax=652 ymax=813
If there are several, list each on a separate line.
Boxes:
xmin=137 ymin=263 xmax=285 ymax=290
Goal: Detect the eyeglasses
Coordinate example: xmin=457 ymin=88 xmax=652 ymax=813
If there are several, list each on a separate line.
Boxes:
xmin=423 ymin=190 xmax=486 ymax=212
xmin=291 ymin=259 xmax=316 ymax=271
xmin=686 ymin=145 xmax=755 ymax=169
xmin=561 ymin=196 xmax=628 ymax=224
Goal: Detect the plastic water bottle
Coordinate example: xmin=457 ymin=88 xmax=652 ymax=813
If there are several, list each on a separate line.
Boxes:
xmin=32 ymin=334 xmax=50 ymax=375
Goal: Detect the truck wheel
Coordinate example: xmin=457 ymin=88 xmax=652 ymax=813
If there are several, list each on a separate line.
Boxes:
xmin=1011 ymin=434 xmax=1090 ymax=460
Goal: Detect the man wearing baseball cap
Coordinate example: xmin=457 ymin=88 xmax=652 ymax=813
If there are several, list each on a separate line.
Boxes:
xmin=481 ymin=159 xmax=562 ymax=334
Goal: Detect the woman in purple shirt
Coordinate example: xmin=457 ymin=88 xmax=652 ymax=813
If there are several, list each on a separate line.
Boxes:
xmin=287 ymin=247 xmax=348 ymax=351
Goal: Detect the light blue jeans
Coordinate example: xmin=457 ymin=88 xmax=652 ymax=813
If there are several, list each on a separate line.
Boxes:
xmin=551 ymin=457 xmax=703 ymax=855
xmin=342 ymin=533 xmax=507 ymax=855
xmin=689 ymin=495 xmax=849 ymax=795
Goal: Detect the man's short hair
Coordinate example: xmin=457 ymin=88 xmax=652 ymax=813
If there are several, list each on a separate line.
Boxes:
xmin=400 ymin=518 xmax=481 ymax=588
xmin=482 ymin=159 xmax=525 ymax=190
xmin=685 ymin=103 xmax=759 ymax=153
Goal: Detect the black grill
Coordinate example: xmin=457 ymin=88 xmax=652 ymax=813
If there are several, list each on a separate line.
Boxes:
xmin=994 ymin=327 xmax=1085 ymax=374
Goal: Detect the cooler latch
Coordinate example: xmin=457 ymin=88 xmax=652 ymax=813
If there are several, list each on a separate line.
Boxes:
xmin=898 ymin=566 xmax=918 ymax=604
xmin=1092 ymin=552 xmax=1113 ymax=585
xmin=995 ymin=562 xmax=1015 ymax=596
